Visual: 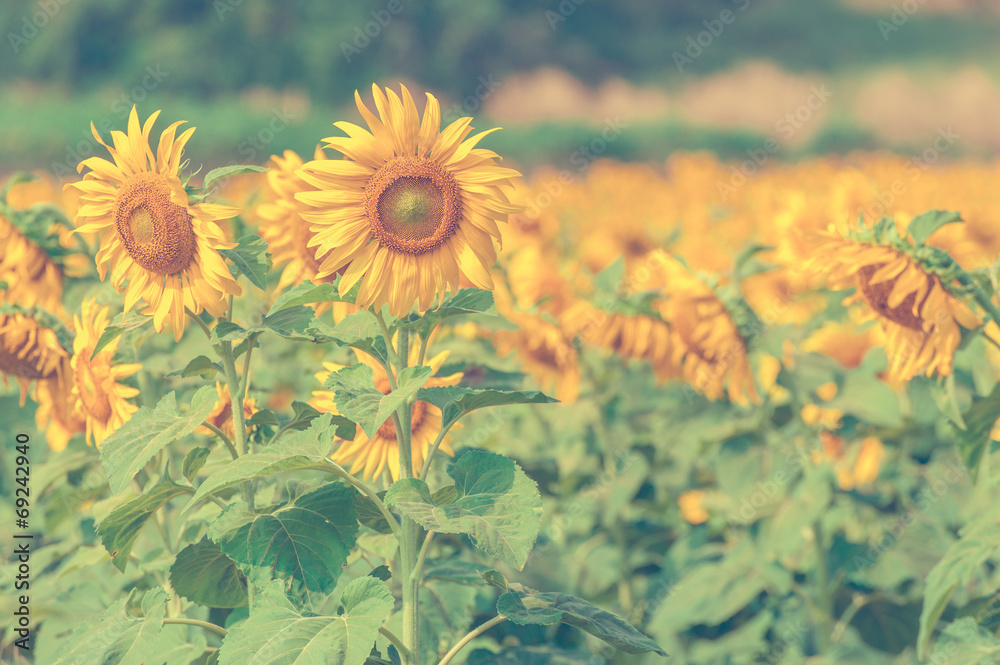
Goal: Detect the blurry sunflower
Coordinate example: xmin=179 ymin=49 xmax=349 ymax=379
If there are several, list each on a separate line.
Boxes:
xmin=295 ymin=83 xmax=522 ymax=317
xmin=69 ymin=106 xmax=242 ymax=341
xmin=311 ymin=346 xmax=463 ymax=481
xmin=560 ymin=298 xmax=674 ymax=381
xmin=494 ymin=311 xmax=580 ymax=403
xmin=812 ymin=223 xmax=981 ymax=382
xmin=258 ymin=147 xmax=358 ymax=322
xmin=197 ymin=380 xmax=258 ymax=440
xmin=0 ymin=312 xmax=69 ymax=405
xmin=652 ymin=252 xmax=761 ymax=405
xmin=33 ymin=364 xmax=86 ymax=452
xmin=0 ymin=214 xmax=65 ymax=312
xmin=70 ymin=300 xmax=141 ymax=447
xmin=800 ymin=312 xmax=881 ymax=370
xmin=678 ymin=490 xmax=709 ymax=525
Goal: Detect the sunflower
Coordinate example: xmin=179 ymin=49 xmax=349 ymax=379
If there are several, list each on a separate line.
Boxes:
xmin=197 ymin=380 xmax=258 ymax=440
xmin=800 ymin=312 xmax=882 ymax=370
xmin=678 ymin=490 xmax=709 ymax=525
xmin=494 ymin=311 xmax=580 ymax=403
xmin=258 ymin=147 xmax=359 ymax=322
xmin=652 ymin=253 xmax=761 ymax=405
xmin=69 ymin=106 xmax=242 ymax=341
xmin=33 ymin=363 xmax=86 ymax=452
xmin=0 ymin=313 xmax=69 ymax=405
xmin=812 ymin=227 xmax=981 ymax=382
xmin=311 ymin=346 xmax=462 ymax=481
xmin=295 ymin=84 xmax=522 ymax=317
xmin=0 ymin=214 xmax=65 ymax=312
xmin=560 ymin=298 xmax=675 ymax=382
xmin=71 ymin=300 xmax=141 ymax=447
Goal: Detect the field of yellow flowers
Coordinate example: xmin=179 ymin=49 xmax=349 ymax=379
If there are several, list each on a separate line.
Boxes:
xmin=4 ymin=87 xmax=1000 ymax=664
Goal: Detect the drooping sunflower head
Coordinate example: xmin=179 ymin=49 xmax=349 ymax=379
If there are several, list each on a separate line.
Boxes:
xmin=811 ymin=220 xmax=981 ymax=382
xmin=0 ymin=311 xmax=70 ymax=405
xmin=70 ymin=299 xmax=141 ymax=447
xmin=494 ymin=308 xmax=581 ymax=404
xmin=295 ymin=84 xmax=523 ymax=317
xmin=0 ymin=213 xmax=65 ymax=313
xmin=69 ymin=106 xmax=242 ymax=341
xmin=197 ymin=380 xmax=258 ymax=441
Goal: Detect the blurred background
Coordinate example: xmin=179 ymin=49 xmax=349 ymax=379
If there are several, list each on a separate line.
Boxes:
xmin=3 ymin=0 xmax=1000 ymax=177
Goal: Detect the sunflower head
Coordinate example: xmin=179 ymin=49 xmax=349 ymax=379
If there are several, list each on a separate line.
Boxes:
xmin=295 ymin=84 xmax=523 ymax=317
xmin=69 ymin=106 xmax=242 ymax=341
xmin=0 ymin=310 xmax=70 ymax=405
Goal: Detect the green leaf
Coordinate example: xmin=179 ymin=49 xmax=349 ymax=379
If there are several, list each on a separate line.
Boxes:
xmin=166 ymin=355 xmax=223 ymax=379
xmin=309 ymin=310 xmax=389 ymax=363
xmin=467 ymin=647 xmax=602 ymax=665
xmin=932 ymin=617 xmax=1000 ymax=664
xmin=247 ymin=409 xmax=279 ymax=427
xmin=51 ymin=588 xmax=170 ymax=665
xmin=931 ymin=373 xmax=968 ymax=430
xmin=170 ymin=538 xmax=248 ymax=608
xmin=368 ymin=565 xmax=392 ymax=582
xmin=182 ymin=447 xmax=212 ymax=482
xmin=392 ymin=288 xmax=497 ymax=334
xmin=202 ymin=165 xmax=269 ymax=192
xmin=187 ymin=414 xmax=338 ymax=507
xmin=92 ymin=311 xmax=152 ymax=359
xmin=95 ymin=473 xmax=191 ymax=571
xmin=217 ymin=577 xmax=393 ymax=665
xmin=907 ymin=210 xmax=963 ymax=246
xmin=325 ymin=364 xmax=433 ymax=439
xmin=422 ymin=559 xmax=499 ymax=585
xmin=267 ymin=279 xmax=356 ymax=315
xmin=955 ymin=383 xmax=1000 ymax=482
xmin=100 ymin=387 xmax=218 ymax=495
xmin=356 ymin=491 xmax=396 ymax=534
xmin=213 ymin=320 xmax=248 ymax=342
xmin=384 ymin=450 xmax=542 ymax=570
xmin=498 ymin=589 xmax=666 ymax=656
xmin=219 ymin=234 xmax=271 ymax=290
xmin=918 ymin=506 xmax=1000 ymax=659
xmin=481 ymin=569 xmax=508 ymax=590
xmin=208 ymin=482 xmax=360 ymax=593
xmin=416 ymin=386 xmax=558 ymax=430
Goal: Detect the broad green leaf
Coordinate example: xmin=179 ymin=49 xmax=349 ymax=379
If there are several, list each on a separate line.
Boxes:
xmin=170 ymin=537 xmax=248 ymax=608
xmin=166 ymin=355 xmax=223 ymax=379
xmin=100 ymin=386 xmax=217 ymax=494
xmin=356 ymin=491 xmax=396 ymax=534
xmin=481 ymin=569 xmax=508 ymax=590
xmin=187 ymin=414 xmax=337 ymax=507
xmin=219 ymin=234 xmax=271 ymax=289
xmin=497 ymin=589 xmax=667 ymax=656
xmin=208 ymin=482 xmax=359 ymax=593
xmin=955 ymin=382 xmax=1000 ymax=482
xmin=267 ymin=279 xmax=357 ymax=315
xmin=96 ymin=473 xmax=191 ymax=571
xmin=325 ymin=364 xmax=433 ymax=439
xmin=918 ymin=506 xmax=1000 ymax=659
xmin=392 ymin=288 xmax=497 ymax=334
xmin=213 ymin=320 xmax=248 ymax=342
xmin=217 ymin=577 xmax=392 ymax=665
xmin=92 ymin=311 xmax=152 ymax=359
xmin=422 ymin=559 xmax=499 ymax=585
xmin=416 ymin=579 xmax=478 ymax=663
xmin=907 ymin=210 xmax=963 ymax=246
xmin=309 ymin=310 xmax=389 ymax=363
xmin=416 ymin=386 xmax=558 ymax=430
xmin=51 ymin=588 xmax=170 ymax=665
xmin=384 ymin=450 xmax=542 ymax=570
xmin=247 ymin=409 xmax=280 ymax=427
xmin=202 ymin=165 xmax=269 ymax=192
xmin=182 ymin=447 xmax=212 ymax=482
xmin=931 ymin=617 xmax=1000 ymax=664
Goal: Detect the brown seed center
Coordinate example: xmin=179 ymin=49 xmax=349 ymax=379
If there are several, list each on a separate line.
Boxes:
xmin=365 ymin=157 xmax=462 ymax=255
xmin=855 ymin=264 xmax=926 ymax=331
xmin=114 ymin=172 xmax=197 ymax=275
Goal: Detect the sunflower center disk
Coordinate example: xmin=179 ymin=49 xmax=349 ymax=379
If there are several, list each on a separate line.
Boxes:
xmin=114 ymin=172 xmax=198 ymax=276
xmin=366 ymin=157 xmax=462 ymax=255
xmin=855 ymin=264 xmax=925 ymax=331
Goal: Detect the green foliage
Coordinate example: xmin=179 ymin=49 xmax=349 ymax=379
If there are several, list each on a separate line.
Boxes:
xmin=51 ymin=588 xmax=170 ymax=665
xmin=416 ymin=386 xmax=558 ymax=431
xmin=385 ymin=450 xmax=542 ymax=570
xmin=325 ymin=364 xmax=432 ymax=439
xmin=219 ymin=234 xmax=271 ymax=290
xmin=169 ymin=538 xmax=248 ymax=608
xmin=217 ymin=578 xmax=392 ymax=665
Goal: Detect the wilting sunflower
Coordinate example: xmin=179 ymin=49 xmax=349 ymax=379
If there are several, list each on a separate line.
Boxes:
xmin=494 ymin=310 xmax=580 ymax=403
xmin=0 ymin=312 xmax=69 ymax=405
xmin=197 ymin=380 xmax=258 ymax=440
xmin=258 ymin=148 xmax=358 ymax=322
xmin=33 ymin=363 xmax=86 ymax=452
xmin=311 ymin=346 xmax=463 ymax=481
xmin=71 ymin=300 xmax=141 ymax=447
xmin=0 ymin=214 xmax=65 ymax=312
xmin=69 ymin=106 xmax=242 ymax=341
xmin=652 ymin=252 xmax=761 ymax=405
xmin=812 ymin=224 xmax=981 ymax=382
xmin=295 ymin=83 xmax=522 ymax=317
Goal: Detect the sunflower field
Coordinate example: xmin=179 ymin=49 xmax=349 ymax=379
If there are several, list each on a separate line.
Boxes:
xmin=6 ymin=3 xmax=1000 ymax=664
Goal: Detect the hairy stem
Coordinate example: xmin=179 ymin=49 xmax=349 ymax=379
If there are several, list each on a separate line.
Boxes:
xmin=437 ymin=616 xmax=507 ymax=665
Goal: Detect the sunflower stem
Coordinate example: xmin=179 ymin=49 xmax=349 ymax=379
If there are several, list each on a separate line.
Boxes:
xmin=437 ymin=616 xmax=507 ymax=665
xmin=201 ymin=421 xmax=238 ymax=460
